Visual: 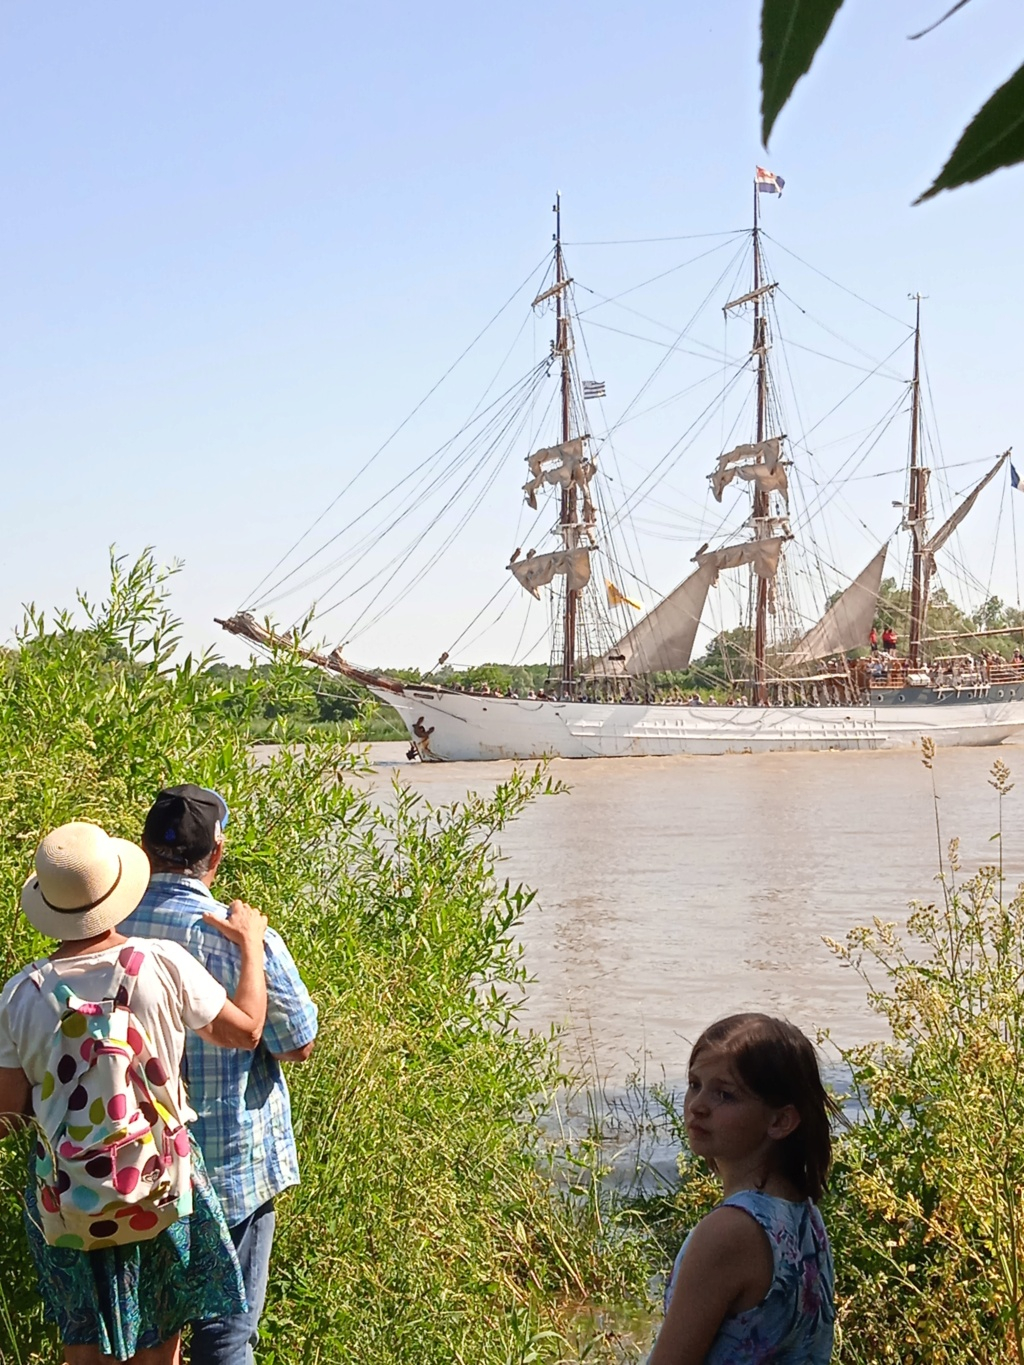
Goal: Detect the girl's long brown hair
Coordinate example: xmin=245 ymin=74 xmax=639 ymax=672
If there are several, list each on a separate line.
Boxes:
xmin=690 ymin=1013 xmax=838 ymax=1202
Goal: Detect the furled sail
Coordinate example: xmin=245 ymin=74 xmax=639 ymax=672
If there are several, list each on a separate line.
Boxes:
xmin=607 ymin=563 xmax=717 ymax=673
xmin=717 ymin=437 xmax=782 ymax=468
xmin=509 ymin=546 xmax=593 ymax=598
xmin=522 ymin=437 xmax=596 ymax=519
xmin=713 ymin=461 xmax=790 ymax=503
xmin=710 ymin=437 xmax=782 ymax=501
xmin=787 ymin=545 xmax=888 ymax=666
xmin=694 ymin=535 xmax=787 ymax=581
xmin=925 ymin=450 xmax=1010 ymax=560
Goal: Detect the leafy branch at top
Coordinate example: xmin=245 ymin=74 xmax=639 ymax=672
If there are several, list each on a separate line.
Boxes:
xmin=759 ymin=0 xmax=1024 ymax=202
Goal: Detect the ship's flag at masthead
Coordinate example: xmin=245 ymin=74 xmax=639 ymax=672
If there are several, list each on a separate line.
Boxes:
xmin=1012 ymin=462 xmax=1023 ymax=493
xmin=755 ymin=166 xmax=785 ymax=194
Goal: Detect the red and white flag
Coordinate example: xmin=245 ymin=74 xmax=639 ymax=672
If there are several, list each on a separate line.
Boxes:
xmin=755 ymin=166 xmax=785 ymax=195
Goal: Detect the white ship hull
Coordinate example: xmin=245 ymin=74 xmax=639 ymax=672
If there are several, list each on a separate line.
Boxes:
xmin=376 ymin=686 xmax=1024 ymax=761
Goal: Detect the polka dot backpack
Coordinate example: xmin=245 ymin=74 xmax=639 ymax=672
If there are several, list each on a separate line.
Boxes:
xmin=28 ymin=944 xmax=193 ymax=1251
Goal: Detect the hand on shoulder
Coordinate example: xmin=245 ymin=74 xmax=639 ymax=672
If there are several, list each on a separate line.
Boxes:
xmin=203 ymin=900 xmax=268 ymax=948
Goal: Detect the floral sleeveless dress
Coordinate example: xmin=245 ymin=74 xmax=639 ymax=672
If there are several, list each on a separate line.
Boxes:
xmin=662 ymin=1190 xmax=834 ymax=1363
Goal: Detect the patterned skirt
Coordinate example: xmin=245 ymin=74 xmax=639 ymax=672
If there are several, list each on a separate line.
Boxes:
xmin=23 ymin=1138 xmax=246 ymax=1357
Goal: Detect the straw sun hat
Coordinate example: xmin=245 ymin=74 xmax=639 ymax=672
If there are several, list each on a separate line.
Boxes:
xmin=21 ymin=821 xmax=151 ymax=941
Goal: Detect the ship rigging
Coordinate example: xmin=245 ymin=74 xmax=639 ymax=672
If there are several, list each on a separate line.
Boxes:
xmin=222 ymin=179 xmax=1024 ymax=759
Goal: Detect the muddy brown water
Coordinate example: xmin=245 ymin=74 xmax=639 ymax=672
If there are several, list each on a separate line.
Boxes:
xmin=363 ymin=741 xmax=1024 ymax=1087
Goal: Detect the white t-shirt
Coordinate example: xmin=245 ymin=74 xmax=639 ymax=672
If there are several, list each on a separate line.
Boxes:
xmin=0 ymin=937 xmax=227 ymax=1121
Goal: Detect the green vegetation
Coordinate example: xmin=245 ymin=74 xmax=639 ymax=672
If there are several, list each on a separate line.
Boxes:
xmin=869 ymin=578 xmax=1024 ymax=660
xmin=0 ymin=552 xmax=654 ymax=1364
xmin=203 ymin=661 xmax=556 ymax=741
xmin=206 ymin=661 xmax=406 ymax=741
xmin=759 ymin=0 xmax=1024 ymax=203
xmin=637 ymin=742 xmax=1024 ymax=1364
xmin=225 ymin=577 xmax=1024 ymax=724
xmin=6 ymin=553 xmax=1024 ymax=1363
xmin=820 ymin=743 xmax=1024 ymax=1364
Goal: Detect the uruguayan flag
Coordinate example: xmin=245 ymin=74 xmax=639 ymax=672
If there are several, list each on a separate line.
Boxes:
xmin=583 ymin=380 xmax=606 ymax=400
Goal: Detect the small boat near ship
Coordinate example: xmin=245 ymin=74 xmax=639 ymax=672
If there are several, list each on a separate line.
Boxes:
xmin=222 ymin=178 xmax=1024 ymax=760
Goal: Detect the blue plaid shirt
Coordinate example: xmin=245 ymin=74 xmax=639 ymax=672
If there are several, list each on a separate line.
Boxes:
xmin=122 ymin=874 xmax=319 ymax=1226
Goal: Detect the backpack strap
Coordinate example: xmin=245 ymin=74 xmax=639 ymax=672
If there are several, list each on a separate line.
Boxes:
xmin=28 ymin=944 xmax=150 ymax=1013
xmin=109 ymin=943 xmax=148 ymax=1009
xmin=28 ymin=960 xmax=75 ymax=1011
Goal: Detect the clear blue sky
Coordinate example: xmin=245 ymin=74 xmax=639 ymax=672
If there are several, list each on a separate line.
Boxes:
xmin=4 ymin=1 xmax=1024 ymax=667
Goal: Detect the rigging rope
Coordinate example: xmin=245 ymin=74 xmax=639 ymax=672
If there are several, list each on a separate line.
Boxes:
xmin=250 ymin=359 xmax=549 ymax=612
xmin=564 ymin=230 xmax=748 ymax=246
xmin=239 ymin=252 xmax=551 ymax=611
xmin=760 ymin=233 xmax=915 ymax=330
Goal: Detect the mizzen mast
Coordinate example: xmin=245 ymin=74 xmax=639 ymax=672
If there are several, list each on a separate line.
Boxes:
xmin=906 ymin=294 xmax=928 ymax=667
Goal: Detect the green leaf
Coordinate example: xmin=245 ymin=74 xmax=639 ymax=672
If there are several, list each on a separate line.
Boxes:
xmin=917 ymin=60 xmax=1024 ymax=202
xmin=760 ymin=0 xmax=847 ymax=145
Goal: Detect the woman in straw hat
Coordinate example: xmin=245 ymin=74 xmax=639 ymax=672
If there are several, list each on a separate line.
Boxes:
xmin=0 ymin=821 xmax=271 ymax=1363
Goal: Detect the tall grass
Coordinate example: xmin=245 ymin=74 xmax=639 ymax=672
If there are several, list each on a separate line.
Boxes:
xmin=0 ymin=552 xmax=653 ymax=1365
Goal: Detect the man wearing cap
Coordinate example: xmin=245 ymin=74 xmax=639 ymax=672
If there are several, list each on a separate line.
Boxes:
xmin=121 ymin=784 xmax=318 ymax=1365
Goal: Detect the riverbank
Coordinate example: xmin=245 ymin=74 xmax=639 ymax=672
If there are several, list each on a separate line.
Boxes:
xmin=5 ymin=557 xmax=1024 ymax=1362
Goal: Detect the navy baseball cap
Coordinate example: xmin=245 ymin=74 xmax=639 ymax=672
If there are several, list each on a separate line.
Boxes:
xmin=142 ymin=785 xmax=229 ymax=866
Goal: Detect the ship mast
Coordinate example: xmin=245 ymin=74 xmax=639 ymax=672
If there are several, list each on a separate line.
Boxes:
xmin=554 ymin=192 xmax=578 ymax=693
xmin=752 ymin=186 xmax=770 ymax=704
xmin=907 ymin=295 xmax=928 ymax=667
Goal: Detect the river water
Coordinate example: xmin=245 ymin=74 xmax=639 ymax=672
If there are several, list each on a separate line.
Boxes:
xmin=364 ymin=741 xmax=1024 ymax=1088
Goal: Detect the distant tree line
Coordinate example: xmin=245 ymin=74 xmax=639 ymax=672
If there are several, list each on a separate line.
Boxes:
xmin=214 ymin=577 xmax=1024 ymax=729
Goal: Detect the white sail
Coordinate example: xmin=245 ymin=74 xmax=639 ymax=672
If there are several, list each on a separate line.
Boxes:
xmin=695 ymin=535 xmax=786 ymax=581
xmin=710 ymin=438 xmax=784 ymax=501
xmin=925 ymin=450 xmax=1010 ymax=559
xmin=714 ymin=461 xmax=790 ymax=503
xmin=608 ymin=563 xmax=716 ymax=673
xmin=717 ymin=437 xmax=781 ymax=469
xmin=522 ymin=437 xmax=596 ymax=513
xmin=788 ymin=545 xmax=888 ymax=666
xmin=509 ymin=546 xmax=593 ymax=598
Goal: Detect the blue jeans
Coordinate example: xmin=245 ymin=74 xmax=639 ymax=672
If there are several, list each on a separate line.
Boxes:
xmin=190 ymin=1199 xmax=275 ymax=1365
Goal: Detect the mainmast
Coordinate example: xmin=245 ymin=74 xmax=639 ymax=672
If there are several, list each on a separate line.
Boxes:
xmin=554 ymin=192 xmax=578 ymax=693
xmin=907 ymin=295 xmax=928 ymax=667
xmin=752 ymin=187 xmax=770 ymax=704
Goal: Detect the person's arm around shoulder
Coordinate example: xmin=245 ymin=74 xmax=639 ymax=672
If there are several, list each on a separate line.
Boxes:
xmin=195 ymin=900 xmax=269 ymax=1050
xmin=648 ymin=1206 xmax=773 ymax=1365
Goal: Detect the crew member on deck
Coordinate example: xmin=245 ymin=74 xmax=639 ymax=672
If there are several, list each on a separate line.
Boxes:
xmin=869 ymin=627 xmax=878 ymax=655
xmin=882 ymin=627 xmax=897 ymax=654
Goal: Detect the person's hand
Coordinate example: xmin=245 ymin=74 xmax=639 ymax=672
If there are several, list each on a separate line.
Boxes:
xmin=203 ymin=900 xmax=268 ymax=948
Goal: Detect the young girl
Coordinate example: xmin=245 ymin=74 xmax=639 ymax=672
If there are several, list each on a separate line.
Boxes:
xmin=649 ymin=1013 xmax=836 ymax=1365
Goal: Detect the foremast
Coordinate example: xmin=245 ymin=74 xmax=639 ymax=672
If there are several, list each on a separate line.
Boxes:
xmin=507 ymin=197 xmax=597 ymax=696
xmin=554 ymin=193 xmax=579 ymax=692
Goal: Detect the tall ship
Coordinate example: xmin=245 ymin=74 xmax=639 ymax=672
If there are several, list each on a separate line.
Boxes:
xmin=222 ymin=178 xmax=1024 ymax=760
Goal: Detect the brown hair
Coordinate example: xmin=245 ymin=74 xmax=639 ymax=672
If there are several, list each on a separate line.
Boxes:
xmin=690 ymin=1013 xmax=838 ymax=1202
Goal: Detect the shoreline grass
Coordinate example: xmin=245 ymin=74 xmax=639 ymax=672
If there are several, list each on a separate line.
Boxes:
xmin=4 ymin=552 xmax=1024 ymax=1363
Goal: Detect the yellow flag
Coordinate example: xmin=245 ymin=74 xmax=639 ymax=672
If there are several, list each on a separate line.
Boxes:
xmin=606 ymin=580 xmax=642 ymax=611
